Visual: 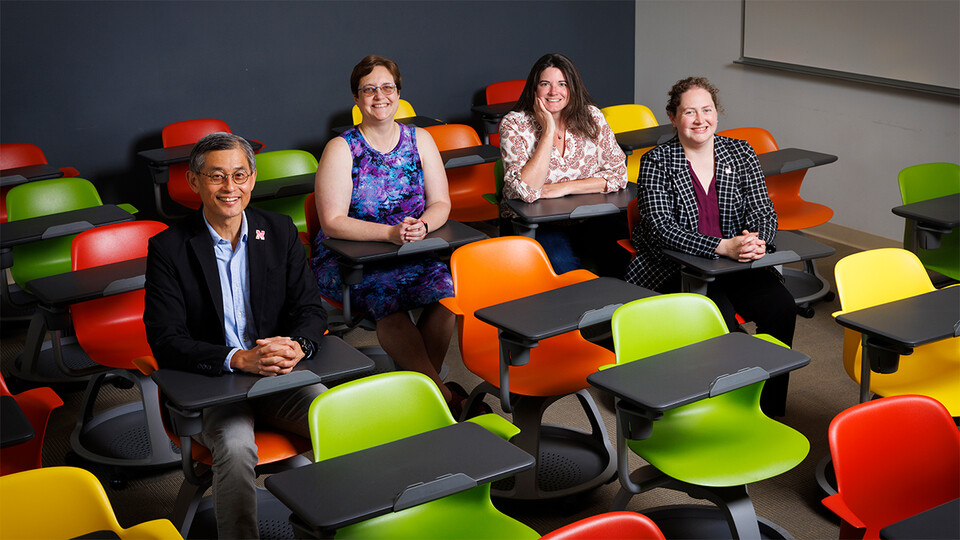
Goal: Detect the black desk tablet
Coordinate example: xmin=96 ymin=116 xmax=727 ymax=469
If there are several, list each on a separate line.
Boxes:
xmin=27 ymin=257 xmax=147 ymax=307
xmin=891 ymin=193 xmax=960 ymax=229
xmin=470 ymin=101 xmax=516 ymax=121
xmin=504 ymin=183 xmax=638 ymax=238
xmin=322 ymin=221 xmax=487 ymax=323
xmin=0 ymin=205 xmax=136 ymax=271
xmin=835 ymin=286 xmax=959 ymax=403
xmin=663 ymin=230 xmax=836 ymax=295
xmin=0 ymin=164 xmax=64 ymax=187
xmin=614 ymin=125 xmax=677 ymax=153
xmin=137 ymin=140 xmax=264 ymax=169
xmin=321 ymin=220 xmax=486 ymax=267
xmin=250 ymin=172 xmax=314 ymax=202
xmin=757 ymin=148 xmax=838 ymax=177
xmin=587 ymin=332 xmax=811 ymax=412
xmin=265 ymin=422 xmax=534 ymax=537
xmin=1 ymin=395 xmax=35 ymax=448
xmin=880 ymin=498 xmax=960 ymax=540
xmin=892 ymin=193 xmax=960 ymax=251
xmin=474 ymin=277 xmax=657 ymax=345
xmin=153 ymin=336 xmax=374 ymax=412
xmin=0 ymin=205 xmax=135 ymax=252
xmin=440 ymin=145 xmax=500 ymax=169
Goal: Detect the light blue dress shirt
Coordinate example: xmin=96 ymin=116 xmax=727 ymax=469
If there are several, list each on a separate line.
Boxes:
xmin=202 ymin=212 xmax=253 ymax=372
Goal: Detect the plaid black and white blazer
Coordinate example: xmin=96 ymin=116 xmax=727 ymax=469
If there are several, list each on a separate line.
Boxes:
xmin=624 ymin=135 xmax=778 ymax=290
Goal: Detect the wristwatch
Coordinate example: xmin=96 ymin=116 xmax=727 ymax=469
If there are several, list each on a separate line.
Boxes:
xmin=291 ymin=336 xmax=315 ymax=359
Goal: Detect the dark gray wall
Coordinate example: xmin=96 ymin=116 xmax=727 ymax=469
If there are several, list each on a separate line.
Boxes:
xmin=1 ymin=0 xmax=635 ymax=220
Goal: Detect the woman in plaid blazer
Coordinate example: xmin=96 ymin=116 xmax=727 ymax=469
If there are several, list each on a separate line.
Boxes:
xmin=624 ymin=77 xmax=795 ymax=416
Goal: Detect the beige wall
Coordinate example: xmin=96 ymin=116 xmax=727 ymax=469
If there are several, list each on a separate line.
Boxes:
xmin=634 ymin=0 xmax=959 ymax=242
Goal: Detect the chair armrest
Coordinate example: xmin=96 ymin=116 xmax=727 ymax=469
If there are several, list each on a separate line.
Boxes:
xmin=466 ymin=413 xmax=520 ymax=441
xmin=554 ymin=269 xmax=598 ymax=287
xmin=753 ymin=334 xmax=789 ymax=348
xmin=822 ymin=494 xmax=867 ymax=529
xmin=616 ymin=238 xmax=637 ymax=254
xmin=438 ymin=296 xmax=463 ymax=316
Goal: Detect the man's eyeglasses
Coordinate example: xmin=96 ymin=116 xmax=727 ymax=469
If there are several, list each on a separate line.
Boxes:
xmin=197 ymin=170 xmax=252 ymax=185
xmin=358 ymin=83 xmax=397 ymax=97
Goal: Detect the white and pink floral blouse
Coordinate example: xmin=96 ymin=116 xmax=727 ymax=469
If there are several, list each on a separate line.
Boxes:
xmin=499 ymin=104 xmax=628 ymax=204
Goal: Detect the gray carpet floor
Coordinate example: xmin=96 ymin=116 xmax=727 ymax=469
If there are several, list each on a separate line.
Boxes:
xmin=0 ymin=234 xmax=872 ymax=539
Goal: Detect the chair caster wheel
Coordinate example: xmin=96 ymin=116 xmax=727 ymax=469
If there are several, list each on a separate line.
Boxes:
xmin=824 ymin=291 xmax=836 ymax=302
xmin=109 ymin=473 xmax=128 ymax=490
xmin=797 ymin=306 xmax=815 ymax=319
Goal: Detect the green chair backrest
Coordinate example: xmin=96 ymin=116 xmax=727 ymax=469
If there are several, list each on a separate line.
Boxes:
xmin=898 ymin=162 xmax=960 ymax=204
xmin=308 ymin=371 xmax=455 ymax=462
xmin=254 ymin=150 xmax=318 ymax=180
xmin=611 ymin=293 xmax=727 ymax=365
xmin=6 ymin=178 xmax=103 ymax=289
xmin=251 ymin=150 xmax=318 ymax=235
xmin=897 ymin=162 xmax=960 ymax=280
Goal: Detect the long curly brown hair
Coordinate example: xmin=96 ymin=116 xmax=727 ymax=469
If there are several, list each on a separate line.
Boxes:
xmin=513 ymin=53 xmax=599 ymax=139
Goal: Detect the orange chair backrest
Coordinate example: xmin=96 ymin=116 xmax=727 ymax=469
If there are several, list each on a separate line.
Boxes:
xmin=423 ymin=125 xmax=498 ymax=222
xmin=69 ymin=221 xmax=168 ymax=370
xmin=486 ymin=80 xmax=525 ymax=105
xmin=718 ymin=127 xmax=816 ymax=217
xmin=0 ymin=143 xmax=49 ymax=169
xmin=828 ymin=395 xmax=960 ymax=537
xmin=447 ymin=237 xmax=592 ymax=373
xmin=540 ymin=511 xmax=665 ymax=540
xmin=161 ymin=119 xmax=233 ymax=210
xmin=718 ymin=127 xmax=779 ymax=154
xmin=424 ymin=124 xmax=481 ymax=151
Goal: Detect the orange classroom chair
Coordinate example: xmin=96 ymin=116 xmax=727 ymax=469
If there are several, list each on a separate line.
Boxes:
xmin=424 ymin=124 xmax=498 ymax=222
xmin=440 ymin=236 xmax=616 ymax=500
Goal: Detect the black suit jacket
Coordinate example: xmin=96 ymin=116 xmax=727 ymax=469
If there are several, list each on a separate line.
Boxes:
xmin=143 ymin=207 xmax=327 ymax=375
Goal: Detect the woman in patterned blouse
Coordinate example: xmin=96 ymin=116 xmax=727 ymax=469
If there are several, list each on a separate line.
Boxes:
xmin=499 ymin=53 xmax=628 ymax=274
xmin=625 ymin=76 xmax=796 ymax=417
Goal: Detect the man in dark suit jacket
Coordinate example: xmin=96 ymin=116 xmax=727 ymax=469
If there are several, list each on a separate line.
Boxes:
xmin=144 ymin=132 xmax=327 ymax=539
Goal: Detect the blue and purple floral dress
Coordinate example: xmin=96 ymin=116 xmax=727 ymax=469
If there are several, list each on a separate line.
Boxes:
xmin=309 ymin=123 xmax=454 ymax=320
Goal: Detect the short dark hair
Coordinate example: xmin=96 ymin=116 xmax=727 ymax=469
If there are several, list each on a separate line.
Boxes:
xmin=513 ymin=53 xmax=599 ymax=139
xmin=189 ymin=132 xmax=256 ymax=174
xmin=350 ymin=55 xmax=402 ymax=98
xmin=666 ymin=76 xmax=724 ymax=119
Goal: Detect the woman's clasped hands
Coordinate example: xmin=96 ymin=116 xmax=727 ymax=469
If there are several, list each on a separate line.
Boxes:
xmin=391 ymin=216 xmax=428 ymax=245
xmin=717 ymin=230 xmax=767 ymax=262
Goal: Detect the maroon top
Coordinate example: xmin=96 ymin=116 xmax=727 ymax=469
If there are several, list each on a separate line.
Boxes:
xmin=689 ymin=162 xmax=721 ymax=237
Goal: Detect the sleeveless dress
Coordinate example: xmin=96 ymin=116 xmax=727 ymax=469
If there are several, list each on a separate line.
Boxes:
xmin=309 ymin=123 xmax=454 ymax=320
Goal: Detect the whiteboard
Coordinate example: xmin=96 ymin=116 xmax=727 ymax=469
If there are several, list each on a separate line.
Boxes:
xmin=739 ymin=0 xmax=959 ymax=96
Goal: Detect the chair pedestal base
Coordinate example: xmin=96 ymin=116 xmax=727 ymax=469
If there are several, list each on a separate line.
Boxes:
xmin=471 ymin=385 xmax=615 ymax=500
xmin=9 ymin=312 xmax=103 ymax=384
xmin=180 ymin=485 xmax=296 ymax=540
xmin=613 ymin=466 xmax=792 ymax=540
xmin=782 ymin=262 xmax=833 ymax=317
xmin=70 ymin=370 xmax=181 ymax=470
xmin=642 ymin=504 xmax=794 ymax=540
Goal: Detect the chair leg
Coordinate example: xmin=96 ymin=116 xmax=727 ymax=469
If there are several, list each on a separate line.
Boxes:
xmin=170 ymin=474 xmax=209 ymax=539
xmin=676 ymin=482 xmax=763 ymax=540
xmin=486 ymin=387 xmax=616 ymax=499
